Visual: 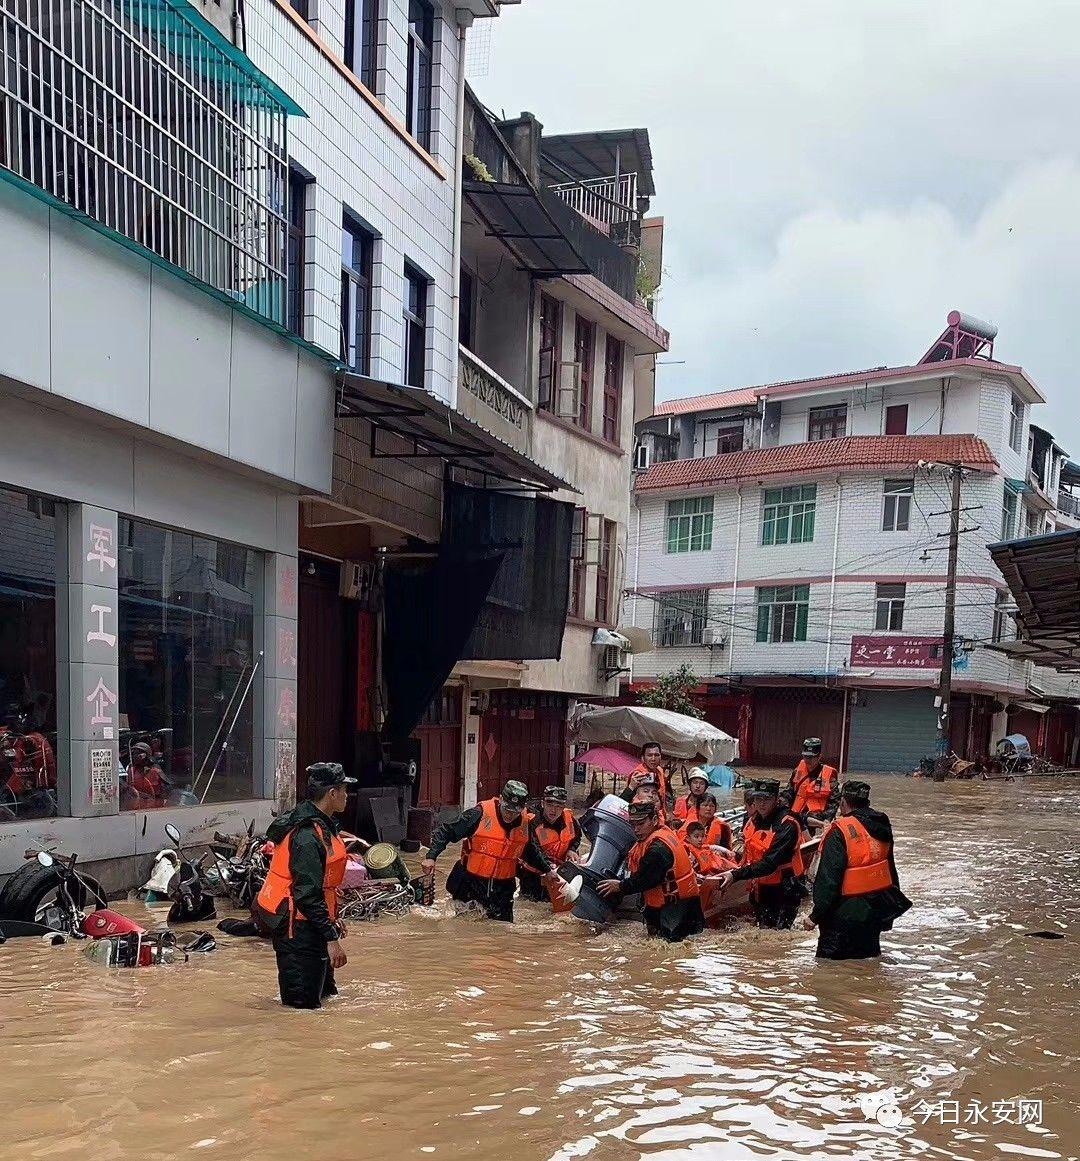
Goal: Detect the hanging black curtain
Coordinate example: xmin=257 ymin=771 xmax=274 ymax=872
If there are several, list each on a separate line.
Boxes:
xmin=443 ymin=482 xmax=574 ymax=661
xmin=382 ymin=550 xmax=503 ymax=740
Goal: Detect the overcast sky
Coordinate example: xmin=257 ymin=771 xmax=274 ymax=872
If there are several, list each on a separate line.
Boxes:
xmin=474 ymin=0 xmax=1080 ymax=454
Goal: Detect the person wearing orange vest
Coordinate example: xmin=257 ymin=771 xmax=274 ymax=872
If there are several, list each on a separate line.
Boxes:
xmin=421 ymin=780 xmax=557 ymax=922
xmin=804 ymin=781 xmax=911 ymax=959
xmin=596 ymin=799 xmax=704 ymax=942
xmin=253 ymin=761 xmax=354 ymax=1009
xmin=681 ymin=821 xmax=734 ymax=876
xmin=519 ymin=785 xmax=583 ymax=903
xmin=621 ymin=742 xmax=672 ymax=820
xmin=784 ymin=737 xmax=840 ymax=824
xmin=673 ymin=768 xmax=711 ymax=827
xmin=716 ymin=778 xmax=806 ymax=929
xmin=697 ymin=794 xmax=734 ymax=850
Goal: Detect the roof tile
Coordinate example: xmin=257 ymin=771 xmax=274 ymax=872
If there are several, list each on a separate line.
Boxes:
xmin=636 ymin=434 xmax=998 ymax=493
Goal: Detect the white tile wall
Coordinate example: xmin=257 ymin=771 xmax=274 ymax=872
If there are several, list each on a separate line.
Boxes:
xmin=245 ymin=0 xmax=463 ymax=402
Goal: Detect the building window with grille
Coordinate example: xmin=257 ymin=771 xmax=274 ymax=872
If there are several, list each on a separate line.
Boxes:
xmin=655 ymin=590 xmax=708 ymax=647
xmin=1001 ymin=487 xmax=1019 ymax=540
xmin=882 ymin=478 xmax=913 ymax=532
xmin=537 ymin=293 xmax=561 ymax=410
xmin=345 ymin=0 xmax=381 ymax=91
xmin=666 ymin=496 xmax=714 ymax=553
xmin=808 ymin=404 xmax=847 ymax=441
xmin=602 ymin=335 xmax=623 ymax=443
xmin=406 ymin=0 xmax=434 ymax=149
xmin=1009 ymin=394 xmax=1024 ymax=453
xmin=698 ymin=420 xmax=744 ymax=456
xmin=874 ymin=582 xmax=906 ymax=631
xmin=762 ymin=484 xmax=816 ymax=545
xmin=756 ymin=585 xmax=810 ymax=643
xmin=403 ymin=264 xmax=428 ymax=389
xmin=286 ymin=168 xmax=311 ymax=338
xmin=568 ymin=508 xmax=587 ymax=619
xmin=341 ymin=214 xmax=374 ymax=372
xmin=573 ymin=316 xmax=594 ymax=429
xmin=595 ymin=519 xmax=616 ymax=624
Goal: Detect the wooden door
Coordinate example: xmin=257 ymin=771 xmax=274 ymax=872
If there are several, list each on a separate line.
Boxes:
xmin=478 ymin=692 xmax=567 ymax=802
xmin=413 ymin=687 xmax=463 ymax=808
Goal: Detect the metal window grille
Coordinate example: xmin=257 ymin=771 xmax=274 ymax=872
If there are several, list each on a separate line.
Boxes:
xmin=655 ymin=589 xmax=707 ymax=647
xmin=1 ymin=0 xmax=290 ymax=325
xmin=756 ymin=584 xmax=809 ymax=643
xmin=882 ymin=478 xmax=913 ymax=532
xmin=874 ymin=582 xmax=906 ymax=631
xmin=762 ymin=484 xmax=816 ymax=546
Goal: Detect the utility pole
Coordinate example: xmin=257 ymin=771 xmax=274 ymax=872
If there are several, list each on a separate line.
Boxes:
xmin=937 ymin=464 xmax=963 ymax=753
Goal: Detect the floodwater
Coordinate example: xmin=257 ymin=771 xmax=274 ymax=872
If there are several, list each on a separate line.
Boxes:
xmin=2 ymin=779 xmax=1079 ymax=1161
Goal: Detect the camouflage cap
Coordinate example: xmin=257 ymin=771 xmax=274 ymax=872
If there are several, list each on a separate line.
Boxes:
xmin=801 ymin=737 xmax=823 ymax=756
xmin=628 ymin=799 xmax=658 ymax=821
xmin=501 ymin=779 xmax=529 ymax=805
xmin=841 ymin=780 xmax=871 ymax=803
xmin=750 ymin=778 xmax=781 ymax=797
xmin=542 ymin=784 xmax=568 ymax=802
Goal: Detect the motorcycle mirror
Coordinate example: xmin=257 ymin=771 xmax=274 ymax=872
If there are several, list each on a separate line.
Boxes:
xmin=164 ymin=823 xmax=181 ymax=845
xmin=37 ymin=851 xmax=54 ymax=868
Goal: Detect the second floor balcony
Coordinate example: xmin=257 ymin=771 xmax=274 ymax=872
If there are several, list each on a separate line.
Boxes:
xmin=0 ymin=0 xmax=302 ymax=329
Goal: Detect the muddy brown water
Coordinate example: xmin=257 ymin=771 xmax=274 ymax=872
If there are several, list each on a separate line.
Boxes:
xmin=2 ymin=778 xmax=1078 ymax=1161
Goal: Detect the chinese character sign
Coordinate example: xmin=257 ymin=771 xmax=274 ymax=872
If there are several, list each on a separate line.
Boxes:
xmin=849 ymin=635 xmax=944 ymax=669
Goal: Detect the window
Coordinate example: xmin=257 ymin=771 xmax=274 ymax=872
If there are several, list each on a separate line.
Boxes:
xmin=118 ymin=519 xmax=259 ymax=810
xmin=286 ymin=167 xmax=311 ymax=338
xmin=666 ymin=496 xmax=714 ymax=553
xmin=406 ymin=0 xmax=434 ymax=149
xmin=874 ymin=582 xmax=906 ymax=631
xmin=595 ymin=520 xmax=616 ymax=624
xmin=885 ymin=404 xmax=908 ymax=435
xmin=345 ymin=0 xmax=380 ymax=91
xmin=403 ymin=265 xmax=428 ymax=389
xmin=568 ymin=508 xmax=587 ymax=619
xmin=537 ymin=293 xmax=561 ymax=409
xmin=1009 ymin=394 xmax=1024 ymax=454
xmin=289 ymin=0 xmax=311 ymax=19
xmin=603 ymin=334 xmax=623 ymax=443
xmin=1001 ymin=487 xmax=1018 ymax=540
xmin=0 ymin=487 xmax=58 ymax=820
xmin=882 ymin=478 xmax=913 ymax=532
xmin=992 ymin=592 xmax=1009 ymax=643
xmin=655 ymin=590 xmax=708 ymax=647
xmin=808 ymin=404 xmax=847 ymax=441
xmin=341 ymin=214 xmax=374 ymax=372
xmin=459 ymin=265 xmax=475 ymax=348
xmin=756 ymin=585 xmax=809 ymax=643
xmin=1025 ymin=508 xmax=1044 ymax=538
xmin=762 ymin=484 xmax=816 ymax=545
xmin=574 ymin=316 xmax=594 ymax=428
xmin=699 ymin=420 xmax=743 ymax=456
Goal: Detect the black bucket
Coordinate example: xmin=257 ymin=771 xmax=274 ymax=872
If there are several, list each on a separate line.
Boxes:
xmin=567 ymin=794 xmax=636 ymax=925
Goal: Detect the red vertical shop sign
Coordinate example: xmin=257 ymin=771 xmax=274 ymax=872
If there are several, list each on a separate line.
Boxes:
xmin=355 ymin=610 xmax=375 ymax=731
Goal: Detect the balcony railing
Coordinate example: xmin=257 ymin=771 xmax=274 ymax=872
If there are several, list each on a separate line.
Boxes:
xmin=1058 ymin=490 xmax=1080 ymax=519
xmin=0 ymin=0 xmax=293 ymax=325
xmin=460 ymin=346 xmax=530 ymax=431
xmin=550 ymin=171 xmax=641 ymax=246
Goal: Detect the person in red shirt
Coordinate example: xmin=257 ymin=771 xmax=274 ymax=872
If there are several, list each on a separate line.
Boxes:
xmin=673 ymin=768 xmax=711 ymax=827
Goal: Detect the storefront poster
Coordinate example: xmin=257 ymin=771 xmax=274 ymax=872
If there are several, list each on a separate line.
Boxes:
xmin=89 ymin=747 xmax=116 ymax=805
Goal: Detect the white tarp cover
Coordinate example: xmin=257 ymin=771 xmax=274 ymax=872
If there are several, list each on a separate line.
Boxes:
xmin=569 ymin=704 xmax=738 ymax=765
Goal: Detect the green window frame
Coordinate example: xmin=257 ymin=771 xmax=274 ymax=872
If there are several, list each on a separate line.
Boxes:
xmin=762 ymin=484 xmax=817 ymax=546
xmin=666 ymin=496 xmax=714 ymax=553
xmin=756 ymin=584 xmax=810 ymax=643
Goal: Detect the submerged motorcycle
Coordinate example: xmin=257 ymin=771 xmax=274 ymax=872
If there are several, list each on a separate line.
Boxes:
xmin=0 ymin=847 xmax=112 ymax=939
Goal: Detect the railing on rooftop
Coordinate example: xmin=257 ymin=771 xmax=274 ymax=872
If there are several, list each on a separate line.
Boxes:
xmin=1058 ymin=490 xmax=1080 ymax=519
xmin=549 ymin=171 xmax=641 ymax=247
xmin=0 ymin=0 xmax=291 ymax=325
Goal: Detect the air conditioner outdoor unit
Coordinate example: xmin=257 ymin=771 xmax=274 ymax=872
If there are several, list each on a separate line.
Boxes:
xmin=633 ymin=443 xmax=650 ymax=471
xmin=339 ymin=560 xmax=374 ymax=602
xmin=702 ymin=627 xmax=726 ymax=648
xmin=599 ymin=643 xmax=630 ymax=681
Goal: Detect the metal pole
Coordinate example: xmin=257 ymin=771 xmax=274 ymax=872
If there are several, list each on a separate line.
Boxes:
xmin=199 ymin=651 xmax=263 ymax=804
xmin=937 ymin=465 xmax=962 ymax=752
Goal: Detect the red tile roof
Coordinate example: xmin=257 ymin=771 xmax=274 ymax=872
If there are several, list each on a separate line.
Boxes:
xmin=655 ymin=387 xmax=759 ymax=415
xmin=636 ymin=434 xmax=998 ymax=493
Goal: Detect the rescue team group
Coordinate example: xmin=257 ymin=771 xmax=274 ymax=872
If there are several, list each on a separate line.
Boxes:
xmin=255 ymin=741 xmax=912 ymax=1009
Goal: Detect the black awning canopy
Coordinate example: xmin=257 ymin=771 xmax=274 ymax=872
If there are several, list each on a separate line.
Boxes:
xmin=336 ymin=373 xmax=575 ymax=493
xmin=989 ymin=527 xmax=1080 ymax=671
xmin=463 ymin=180 xmax=592 ymax=277
xmin=540 ymin=129 xmax=656 ymax=196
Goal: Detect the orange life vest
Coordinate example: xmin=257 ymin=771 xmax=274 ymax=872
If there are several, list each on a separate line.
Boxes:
xmin=255 ymin=819 xmax=348 ymax=938
xmin=521 ymin=808 xmax=576 ymax=873
xmin=701 ymin=818 xmax=733 ymax=848
xmin=630 ymin=763 xmax=670 ymax=820
xmin=462 ymin=799 xmax=534 ymax=882
xmin=741 ymin=812 xmax=805 ymax=887
xmin=830 ymin=815 xmax=896 ymax=896
xmin=627 ymin=826 xmax=700 ymax=908
xmin=685 ymin=842 xmax=727 ymax=875
xmin=792 ymin=760 xmax=837 ymax=815
xmin=674 ymin=794 xmax=707 ymax=825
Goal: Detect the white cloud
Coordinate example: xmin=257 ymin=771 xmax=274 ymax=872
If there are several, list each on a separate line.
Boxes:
xmin=479 ymin=0 xmax=1080 ymax=452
